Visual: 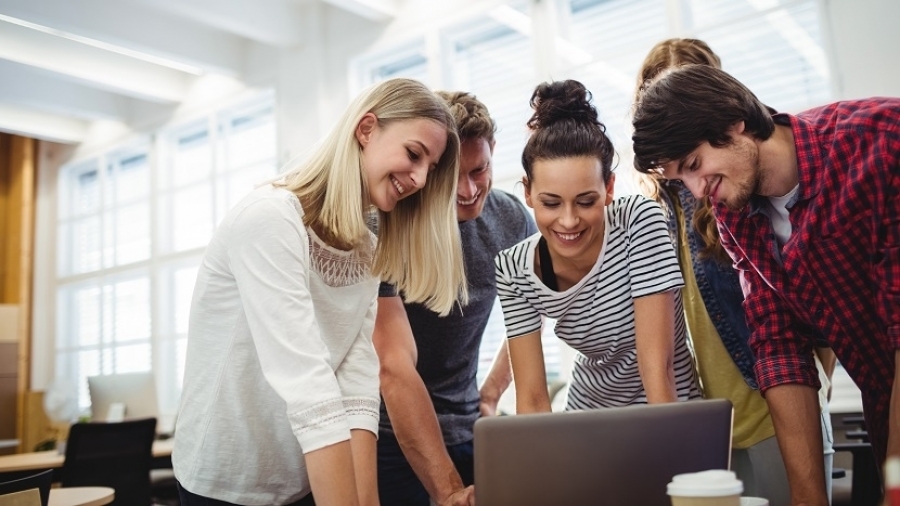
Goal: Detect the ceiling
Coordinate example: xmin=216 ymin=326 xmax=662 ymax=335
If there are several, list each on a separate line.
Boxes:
xmin=0 ymin=0 xmax=399 ymax=143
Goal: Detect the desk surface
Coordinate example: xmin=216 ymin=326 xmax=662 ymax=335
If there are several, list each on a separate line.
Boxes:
xmin=0 ymin=439 xmax=173 ymax=474
xmin=49 ymin=487 xmax=115 ymax=506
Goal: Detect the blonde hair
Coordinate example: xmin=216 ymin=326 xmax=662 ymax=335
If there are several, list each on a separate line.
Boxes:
xmin=277 ymin=78 xmax=467 ymax=315
xmin=634 ymin=38 xmax=730 ymax=264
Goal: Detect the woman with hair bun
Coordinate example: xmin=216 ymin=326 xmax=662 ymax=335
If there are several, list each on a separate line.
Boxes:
xmin=495 ymin=80 xmax=700 ymax=414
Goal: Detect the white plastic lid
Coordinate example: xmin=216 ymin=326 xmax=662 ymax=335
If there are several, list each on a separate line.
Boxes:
xmin=885 ymin=457 xmax=900 ymax=488
xmin=667 ymin=470 xmax=744 ymax=497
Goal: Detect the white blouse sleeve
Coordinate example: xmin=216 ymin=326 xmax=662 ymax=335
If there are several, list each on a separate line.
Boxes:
xmin=334 ymin=295 xmax=380 ymax=436
xmin=227 ymin=196 xmax=351 ymax=453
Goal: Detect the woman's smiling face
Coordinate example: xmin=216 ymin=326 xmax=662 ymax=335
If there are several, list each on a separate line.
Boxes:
xmin=525 ymin=156 xmax=614 ymax=266
xmin=356 ymin=114 xmax=448 ymax=212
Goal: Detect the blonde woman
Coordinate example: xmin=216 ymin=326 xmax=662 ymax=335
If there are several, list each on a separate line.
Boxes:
xmin=173 ymin=78 xmax=467 ymax=506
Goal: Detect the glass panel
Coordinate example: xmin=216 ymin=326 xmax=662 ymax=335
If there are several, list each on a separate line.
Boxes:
xmin=102 ymin=210 xmax=115 ymax=269
xmin=75 ymin=169 xmax=101 ymax=215
xmin=115 ymin=203 xmax=151 ymax=265
xmin=114 ymin=153 xmax=151 ymax=205
xmin=57 ymin=223 xmax=71 ymax=277
xmin=71 ymin=216 xmax=102 ymax=274
xmin=112 ymin=277 xmax=151 ymax=343
xmin=567 ymin=0 xmax=668 ymax=63
xmin=173 ymin=129 xmax=213 ymax=187
xmin=74 ymin=286 xmax=102 ymax=348
xmin=696 ymin=2 xmax=830 ymax=113
xmin=170 ymin=185 xmax=214 ymax=252
xmin=217 ymin=163 xmax=277 ymax=219
xmin=174 ymin=266 xmax=199 ymax=335
xmin=446 ymin=10 xmax=534 ymax=185
xmin=114 ymin=343 xmax=152 ymax=373
xmin=684 ymin=0 xmax=792 ymax=29
xmin=223 ymin=109 xmax=277 ymax=170
xmin=377 ymin=53 xmax=430 ymax=84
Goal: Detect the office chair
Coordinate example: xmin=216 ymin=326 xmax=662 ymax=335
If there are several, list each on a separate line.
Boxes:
xmin=0 ymin=469 xmax=53 ymax=506
xmin=61 ymin=417 xmax=157 ymax=506
xmin=832 ymin=415 xmax=883 ymax=506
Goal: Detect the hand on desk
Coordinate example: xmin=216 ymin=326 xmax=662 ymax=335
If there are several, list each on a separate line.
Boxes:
xmin=439 ymin=485 xmax=475 ymax=506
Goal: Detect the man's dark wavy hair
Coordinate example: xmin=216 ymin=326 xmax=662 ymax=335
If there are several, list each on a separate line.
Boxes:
xmin=632 ymin=64 xmax=776 ymax=173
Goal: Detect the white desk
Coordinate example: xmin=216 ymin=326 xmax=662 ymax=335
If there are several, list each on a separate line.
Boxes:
xmin=0 ymin=439 xmax=173 ymax=474
xmin=49 ymin=487 xmax=114 ymax=506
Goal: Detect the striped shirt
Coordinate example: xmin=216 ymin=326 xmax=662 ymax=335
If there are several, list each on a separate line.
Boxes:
xmin=495 ymin=195 xmax=700 ymax=409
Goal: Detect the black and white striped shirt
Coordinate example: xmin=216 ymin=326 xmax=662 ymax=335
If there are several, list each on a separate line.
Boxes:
xmin=495 ymin=195 xmax=700 ymax=409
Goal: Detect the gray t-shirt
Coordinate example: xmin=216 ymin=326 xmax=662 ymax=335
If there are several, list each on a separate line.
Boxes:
xmin=379 ymin=189 xmax=536 ymax=445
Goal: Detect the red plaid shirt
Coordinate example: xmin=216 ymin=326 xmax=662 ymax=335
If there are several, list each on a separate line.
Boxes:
xmin=716 ymin=98 xmax=900 ymax=464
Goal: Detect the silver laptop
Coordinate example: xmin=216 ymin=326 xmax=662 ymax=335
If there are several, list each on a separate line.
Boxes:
xmin=474 ymin=399 xmax=733 ymax=506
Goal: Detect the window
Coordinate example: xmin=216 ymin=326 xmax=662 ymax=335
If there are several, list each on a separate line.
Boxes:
xmin=354 ymin=41 xmax=432 ymax=88
xmin=54 ymin=93 xmax=278 ymax=419
xmin=686 ymin=0 xmax=831 ymax=112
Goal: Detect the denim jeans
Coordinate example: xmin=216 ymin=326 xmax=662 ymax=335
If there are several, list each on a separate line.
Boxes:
xmin=377 ymin=430 xmax=474 ymax=506
xmin=176 ymin=480 xmax=315 ymax=506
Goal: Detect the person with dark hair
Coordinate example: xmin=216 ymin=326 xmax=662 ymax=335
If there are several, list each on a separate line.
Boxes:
xmin=374 ymin=90 xmax=536 ymax=506
xmin=633 ymin=64 xmax=900 ymax=506
xmin=635 ymin=38 xmax=835 ymax=506
xmin=495 ymin=79 xmax=700 ymax=416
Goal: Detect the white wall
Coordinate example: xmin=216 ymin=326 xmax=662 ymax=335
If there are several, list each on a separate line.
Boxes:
xmin=826 ymin=0 xmax=900 ymax=100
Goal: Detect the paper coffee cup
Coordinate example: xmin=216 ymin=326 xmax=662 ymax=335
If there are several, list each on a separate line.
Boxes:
xmin=740 ymin=498 xmax=769 ymax=506
xmin=667 ymin=470 xmax=743 ymax=506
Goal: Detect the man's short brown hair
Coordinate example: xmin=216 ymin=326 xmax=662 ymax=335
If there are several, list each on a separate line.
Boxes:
xmin=436 ymin=91 xmax=496 ymax=145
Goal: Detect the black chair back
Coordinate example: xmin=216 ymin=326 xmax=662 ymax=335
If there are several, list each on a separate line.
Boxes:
xmin=0 ymin=469 xmax=53 ymax=506
xmin=62 ymin=417 xmax=156 ymax=506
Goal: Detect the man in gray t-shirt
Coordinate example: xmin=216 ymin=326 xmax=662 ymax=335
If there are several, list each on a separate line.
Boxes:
xmin=374 ymin=91 xmax=536 ymax=506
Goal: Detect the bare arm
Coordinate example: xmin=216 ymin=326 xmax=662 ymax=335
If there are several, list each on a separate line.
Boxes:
xmin=480 ymin=339 xmax=512 ymax=417
xmin=305 ymin=440 xmax=361 ymax=506
xmin=509 ymin=330 xmax=551 ymax=414
xmin=766 ymin=383 xmax=828 ymax=506
xmin=632 ymin=291 xmax=678 ymax=403
xmin=349 ymin=429 xmax=379 ymax=506
xmin=373 ymin=296 xmax=470 ymax=506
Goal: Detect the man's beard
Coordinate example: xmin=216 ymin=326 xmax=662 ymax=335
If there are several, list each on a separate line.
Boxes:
xmin=723 ymin=170 xmax=759 ymax=211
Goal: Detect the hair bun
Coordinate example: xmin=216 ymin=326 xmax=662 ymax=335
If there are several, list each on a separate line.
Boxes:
xmin=527 ymin=80 xmax=599 ymax=130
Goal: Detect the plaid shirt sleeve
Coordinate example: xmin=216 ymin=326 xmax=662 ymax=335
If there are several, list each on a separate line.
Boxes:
xmin=716 ymin=218 xmax=820 ymax=394
xmin=877 ymin=141 xmax=900 ymax=348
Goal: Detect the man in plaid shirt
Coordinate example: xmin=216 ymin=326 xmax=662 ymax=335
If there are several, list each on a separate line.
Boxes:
xmin=631 ymin=64 xmax=899 ymax=506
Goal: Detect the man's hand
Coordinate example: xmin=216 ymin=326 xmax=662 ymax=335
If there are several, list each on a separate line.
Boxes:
xmin=478 ymin=395 xmax=497 ymax=416
xmin=478 ymin=340 xmax=513 ymax=417
xmin=439 ymin=485 xmax=475 ymax=506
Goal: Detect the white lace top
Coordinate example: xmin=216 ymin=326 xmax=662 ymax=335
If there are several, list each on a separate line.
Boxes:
xmin=173 ymin=184 xmax=380 ymax=505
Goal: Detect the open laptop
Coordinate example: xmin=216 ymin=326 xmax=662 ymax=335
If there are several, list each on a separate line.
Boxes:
xmin=474 ymin=399 xmax=733 ymax=506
